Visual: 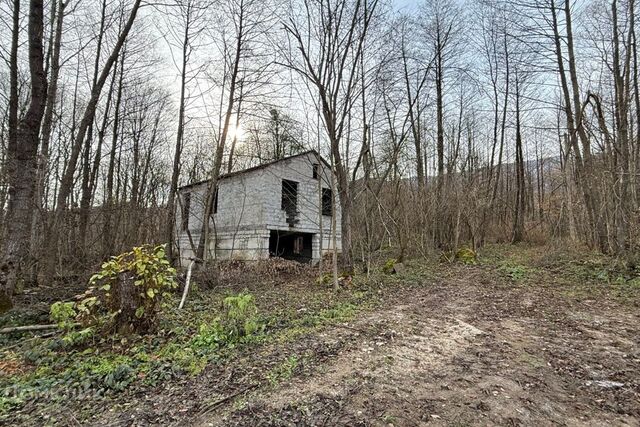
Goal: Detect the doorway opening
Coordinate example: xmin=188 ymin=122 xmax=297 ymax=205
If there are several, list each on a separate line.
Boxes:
xmin=269 ymin=230 xmax=313 ymax=263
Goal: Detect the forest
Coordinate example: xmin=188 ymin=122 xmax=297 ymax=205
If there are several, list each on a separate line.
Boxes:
xmin=0 ymin=0 xmax=639 ymax=425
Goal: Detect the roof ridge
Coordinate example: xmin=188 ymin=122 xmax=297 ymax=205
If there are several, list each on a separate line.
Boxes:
xmin=178 ymin=149 xmax=329 ymax=190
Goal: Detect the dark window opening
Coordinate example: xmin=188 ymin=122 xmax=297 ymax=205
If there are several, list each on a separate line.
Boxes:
xmin=312 ymin=163 xmax=319 ymax=179
xmin=322 ymin=188 xmax=332 ymax=216
xmin=181 ymin=192 xmax=191 ymax=231
xmin=281 ymin=179 xmax=298 ymax=220
xmin=210 ymin=186 xmax=219 ymax=215
xmin=269 ymin=230 xmax=313 ymax=263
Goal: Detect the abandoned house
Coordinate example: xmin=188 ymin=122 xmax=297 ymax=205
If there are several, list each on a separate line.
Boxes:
xmin=175 ymin=150 xmax=341 ymax=265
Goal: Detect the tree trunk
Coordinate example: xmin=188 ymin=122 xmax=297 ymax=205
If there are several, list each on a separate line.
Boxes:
xmin=435 ymin=32 xmax=445 ymax=205
xmin=563 ymin=0 xmax=608 ymax=252
xmin=3 ymin=0 xmax=20 ymax=241
xmin=103 ymin=51 xmax=126 ymax=258
xmin=31 ymin=0 xmax=65 ymax=280
xmin=611 ymin=0 xmax=633 ymax=254
xmin=196 ymin=0 xmax=245 ymax=263
xmin=0 ymin=0 xmax=48 ymax=312
xmin=47 ymin=0 xmax=142 ymax=275
xmin=512 ymin=72 xmax=525 ymax=243
xmin=167 ymin=11 xmax=191 ymax=262
xmin=401 ymin=36 xmax=425 ymax=189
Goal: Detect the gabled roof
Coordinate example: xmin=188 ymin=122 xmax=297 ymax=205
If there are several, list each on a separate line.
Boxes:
xmin=178 ymin=149 xmax=331 ymax=191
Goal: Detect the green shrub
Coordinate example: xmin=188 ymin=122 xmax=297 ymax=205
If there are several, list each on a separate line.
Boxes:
xmin=191 ymin=321 xmax=227 ymax=351
xmin=266 ymin=355 xmax=298 ymax=386
xmin=50 ymin=302 xmax=95 ymax=347
xmin=455 ymin=247 xmax=477 ymax=265
xmin=382 ymin=259 xmax=396 ymax=274
xmin=296 ymin=302 xmax=358 ymax=327
xmin=50 ymin=302 xmax=76 ymax=329
xmin=191 ymin=292 xmax=264 ymax=352
xmin=0 ymin=396 xmax=24 ymax=415
xmin=61 ymin=327 xmax=95 ymax=347
xmin=155 ymin=343 xmax=206 ymax=376
xmin=223 ymin=292 xmax=262 ymax=339
xmin=103 ymin=364 xmax=135 ymax=391
xmin=83 ymin=244 xmax=177 ymax=334
xmin=50 ymin=246 xmax=177 ymax=341
xmin=499 ymin=263 xmax=530 ymax=282
xmin=315 ymin=273 xmax=333 ymax=285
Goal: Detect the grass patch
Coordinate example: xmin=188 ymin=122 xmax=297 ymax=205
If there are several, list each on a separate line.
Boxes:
xmin=266 ymin=355 xmax=299 ymax=386
xmin=497 ymin=262 xmax=534 ymax=283
xmin=480 ymin=243 xmax=640 ymax=304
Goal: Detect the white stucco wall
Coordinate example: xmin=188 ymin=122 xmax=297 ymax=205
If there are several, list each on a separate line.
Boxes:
xmin=175 ymin=152 xmax=341 ymax=265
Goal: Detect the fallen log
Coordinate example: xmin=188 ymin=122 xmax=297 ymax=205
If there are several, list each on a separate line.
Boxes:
xmin=197 ymin=384 xmax=257 ymax=417
xmin=2 ymin=332 xmax=56 ymax=351
xmin=0 ymin=324 xmax=59 ymax=334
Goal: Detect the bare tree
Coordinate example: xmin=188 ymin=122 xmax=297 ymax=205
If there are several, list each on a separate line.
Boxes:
xmin=420 ymin=0 xmax=463 ymax=247
xmin=0 ymin=0 xmax=48 ymax=311
xmin=196 ymin=0 xmax=270 ymax=263
xmin=282 ymin=0 xmax=381 ymax=271
xmin=166 ymin=0 xmax=208 ymax=261
xmin=45 ymin=0 xmax=143 ymax=273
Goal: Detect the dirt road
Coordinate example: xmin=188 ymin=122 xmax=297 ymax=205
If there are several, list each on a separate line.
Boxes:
xmin=208 ymin=264 xmax=639 ymax=426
